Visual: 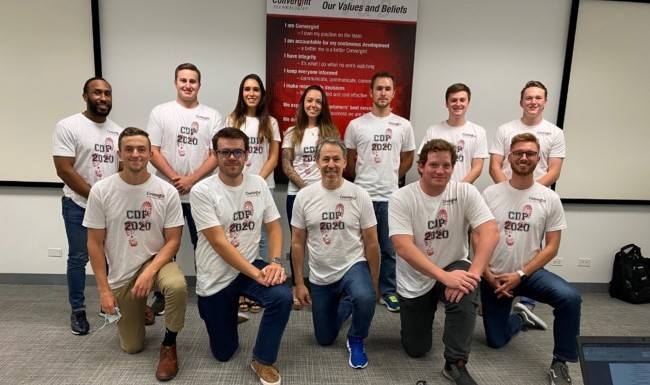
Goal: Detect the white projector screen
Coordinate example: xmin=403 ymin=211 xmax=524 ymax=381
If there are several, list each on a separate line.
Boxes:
xmin=0 ymin=0 xmax=94 ymax=184
xmin=557 ymin=0 xmax=650 ymax=201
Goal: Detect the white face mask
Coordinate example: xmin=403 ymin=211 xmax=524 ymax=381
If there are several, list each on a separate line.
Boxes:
xmin=97 ymin=307 xmax=121 ymax=331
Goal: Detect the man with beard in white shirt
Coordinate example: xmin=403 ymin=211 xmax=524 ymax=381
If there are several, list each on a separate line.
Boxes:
xmin=481 ymin=133 xmax=580 ymax=385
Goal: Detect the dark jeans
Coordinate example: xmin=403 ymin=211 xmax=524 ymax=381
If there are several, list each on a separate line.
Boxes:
xmin=374 ymin=201 xmax=396 ymax=297
xmin=309 ymin=261 xmax=376 ymax=345
xmin=399 ymin=260 xmax=478 ymax=363
xmin=197 ymin=259 xmax=292 ymax=365
xmin=61 ymin=197 xmax=87 ymax=311
xmin=480 ymin=268 xmax=581 ymax=362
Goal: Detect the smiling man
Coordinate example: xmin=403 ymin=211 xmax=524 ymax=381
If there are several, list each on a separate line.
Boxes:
xmin=291 ymin=138 xmax=379 ymax=369
xmin=145 ymin=63 xmax=223 ymax=315
xmin=344 ymin=71 xmax=416 ymax=313
xmin=489 ymin=80 xmax=566 ymax=317
xmin=190 ymin=128 xmax=291 ymax=385
xmin=417 ymin=83 xmax=488 ymax=184
xmin=389 ymin=139 xmax=498 ymax=385
xmin=481 ymin=133 xmax=581 ymax=385
xmin=84 ymin=127 xmax=187 ymax=381
xmin=53 ymin=77 xmax=123 ymax=335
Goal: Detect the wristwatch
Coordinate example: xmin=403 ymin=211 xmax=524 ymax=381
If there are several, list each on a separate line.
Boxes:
xmin=516 ymin=269 xmax=528 ymax=282
xmin=270 ymin=257 xmax=283 ymax=265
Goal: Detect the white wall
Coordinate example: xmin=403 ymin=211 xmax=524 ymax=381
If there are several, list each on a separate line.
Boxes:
xmin=3 ymin=0 xmax=644 ymax=287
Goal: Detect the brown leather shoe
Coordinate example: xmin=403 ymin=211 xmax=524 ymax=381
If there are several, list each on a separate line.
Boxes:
xmin=145 ymin=305 xmax=155 ymax=326
xmin=156 ymin=344 xmax=178 ymax=381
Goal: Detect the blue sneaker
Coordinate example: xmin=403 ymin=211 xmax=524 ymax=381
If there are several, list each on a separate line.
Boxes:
xmin=380 ymin=294 xmax=401 ymax=312
xmin=347 ymin=337 xmax=368 ymax=369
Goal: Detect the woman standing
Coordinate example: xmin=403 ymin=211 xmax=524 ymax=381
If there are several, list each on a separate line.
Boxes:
xmin=282 ymin=85 xmax=340 ymax=310
xmin=228 ymin=74 xmax=281 ymax=313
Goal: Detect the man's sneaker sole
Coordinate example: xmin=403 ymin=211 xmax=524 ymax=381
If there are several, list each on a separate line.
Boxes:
xmin=514 ymin=302 xmax=548 ymax=330
xmin=379 ymin=297 xmax=400 ymax=312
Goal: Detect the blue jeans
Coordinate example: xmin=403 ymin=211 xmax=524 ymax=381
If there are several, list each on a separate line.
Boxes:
xmin=480 ymin=268 xmax=582 ymax=362
xmin=181 ymin=202 xmax=198 ymax=250
xmin=286 ymin=194 xmax=297 ymax=283
xmin=309 ymin=261 xmax=376 ymax=345
xmin=62 ymin=197 xmax=88 ymax=311
xmin=197 ymin=259 xmax=292 ymax=365
xmin=258 ymin=188 xmax=274 ymax=260
xmin=374 ymin=201 xmax=396 ymax=297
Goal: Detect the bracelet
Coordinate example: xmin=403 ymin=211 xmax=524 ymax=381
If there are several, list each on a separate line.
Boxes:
xmin=270 ymin=257 xmax=283 ymax=265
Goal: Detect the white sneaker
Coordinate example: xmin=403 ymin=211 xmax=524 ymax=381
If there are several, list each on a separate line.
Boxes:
xmin=514 ymin=302 xmax=548 ymax=330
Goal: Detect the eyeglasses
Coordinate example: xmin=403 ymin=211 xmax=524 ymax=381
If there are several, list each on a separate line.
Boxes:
xmin=510 ymin=150 xmax=538 ymax=159
xmin=216 ymin=149 xmax=246 ymax=158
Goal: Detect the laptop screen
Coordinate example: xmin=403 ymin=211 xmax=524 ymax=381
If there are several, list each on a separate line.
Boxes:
xmin=578 ymin=336 xmax=650 ymax=385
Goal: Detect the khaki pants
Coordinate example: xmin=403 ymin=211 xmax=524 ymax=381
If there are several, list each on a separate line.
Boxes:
xmin=113 ymin=261 xmax=187 ymax=353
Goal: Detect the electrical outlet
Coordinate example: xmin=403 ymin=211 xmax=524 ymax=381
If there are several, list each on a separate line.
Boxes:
xmin=550 ymin=258 xmax=563 ymax=266
xmin=47 ymin=248 xmax=63 ymax=258
xmin=578 ymin=258 xmax=591 ymax=267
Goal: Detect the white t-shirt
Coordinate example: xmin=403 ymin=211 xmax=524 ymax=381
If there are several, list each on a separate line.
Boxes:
xmin=417 ymin=120 xmax=488 ymax=182
xmin=388 ymin=181 xmax=494 ymax=298
xmin=227 ymin=116 xmax=281 ymax=188
xmin=482 ymin=181 xmax=566 ymax=275
xmin=489 ymin=119 xmax=566 ymax=181
xmin=146 ymin=101 xmax=223 ymax=202
xmin=344 ymin=112 xmax=416 ymax=201
xmin=83 ymin=174 xmax=184 ymax=289
xmin=281 ymin=126 xmax=321 ymax=195
xmin=291 ymin=180 xmax=377 ymax=285
xmin=190 ymin=174 xmax=281 ymax=297
xmin=52 ymin=113 xmax=123 ymax=208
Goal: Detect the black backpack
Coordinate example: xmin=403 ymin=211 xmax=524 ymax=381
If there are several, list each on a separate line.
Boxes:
xmin=609 ymin=244 xmax=650 ymax=304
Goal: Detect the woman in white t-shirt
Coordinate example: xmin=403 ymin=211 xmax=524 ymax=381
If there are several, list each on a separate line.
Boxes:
xmin=227 ymin=74 xmax=281 ymax=314
xmin=282 ymin=85 xmax=339 ymax=310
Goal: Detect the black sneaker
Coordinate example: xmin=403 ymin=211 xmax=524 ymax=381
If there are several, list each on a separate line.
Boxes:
xmin=70 ymin=310 xmax=89 ymax=335
xmin=151 ymin=292 xmax=165 ymax=315
xmin=442 ymin=360 xmax=477 ymax=385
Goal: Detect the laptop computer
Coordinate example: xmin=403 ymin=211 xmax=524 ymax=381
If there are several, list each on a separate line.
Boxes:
xmin=578 ymin=336 xmax=650 ymax=385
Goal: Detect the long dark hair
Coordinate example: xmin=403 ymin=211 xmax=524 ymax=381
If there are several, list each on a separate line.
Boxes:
xmin=228 ymin=74 xmax=273 ymax=143
xmin=290 ymin=85 xmax=339 ymax=149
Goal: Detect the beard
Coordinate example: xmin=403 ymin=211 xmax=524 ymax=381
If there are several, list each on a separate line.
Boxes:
xmin=88 ymin=101 xmax=112 ymax=117
xmin=511 ymin=162 xmax=536 ymax=177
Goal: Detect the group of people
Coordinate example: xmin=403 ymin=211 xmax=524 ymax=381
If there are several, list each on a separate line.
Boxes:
xmin=52 ymin=63 xmax=581 ymax=385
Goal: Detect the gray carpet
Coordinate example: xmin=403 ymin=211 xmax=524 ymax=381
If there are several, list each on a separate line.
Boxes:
xmin=1 ymin=284 xmax=648 ymax=384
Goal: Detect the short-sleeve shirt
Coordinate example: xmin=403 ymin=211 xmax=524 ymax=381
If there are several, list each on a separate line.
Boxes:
xmin=282 ymin=126 xmax=321 ymax=195
xmin=489 ymin=119 xmax=566 ymax=181
xmin=482 ymin=181 xmax=566 ymax=275
xmin=417 ymin=120 xmax=488 ymax=182
xmin=83 ymin=174 xmax=184 ymax=289
xmin=345 ymin=112 xmax=416 ymax=201
xmin=291 ymin=180 xmax=377 ymax=285
xmin=190 ymin=174 xmax=280 ymax=297
xmin=389 ymin=180 xmax=494 ymax=298
xmin=52 ymin=113 xmax=123 ymax=208
xmin=146 ymin=101 xmax=223 ymax=202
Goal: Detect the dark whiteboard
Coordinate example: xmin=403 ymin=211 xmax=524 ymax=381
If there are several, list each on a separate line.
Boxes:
xmin=557 ymin=0 xmax=650 ymax=201
xmin=0 ymin=0 xmax=94 ymax=184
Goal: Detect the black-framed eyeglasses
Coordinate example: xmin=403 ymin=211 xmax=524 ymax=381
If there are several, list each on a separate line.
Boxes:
xmin=510 ymin=150 xmax=538 ymax=159
xmin=216 ymin=149 xmax=246 ymax=158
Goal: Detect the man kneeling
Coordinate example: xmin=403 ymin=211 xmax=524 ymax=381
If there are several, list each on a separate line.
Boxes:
xmin=85 ymin=127 xmax=187 ymax=381
xmin=291 ymin=138 xmax=379 ymax=369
